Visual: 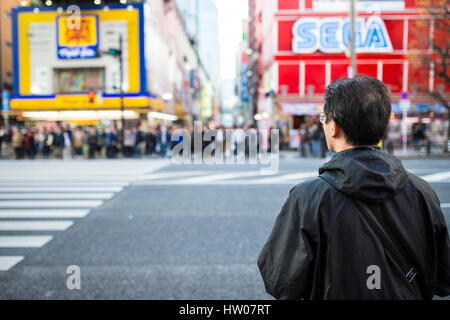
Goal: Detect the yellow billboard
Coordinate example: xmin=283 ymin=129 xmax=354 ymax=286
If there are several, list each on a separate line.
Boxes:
xmin=9 ymin=4 xmax=167 ymax=112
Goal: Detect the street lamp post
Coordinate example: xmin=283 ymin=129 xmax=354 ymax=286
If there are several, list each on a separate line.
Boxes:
xmin=102 ymin=34 xmax=124 ymax=154
xmin=118 ymin=34 xmax=125 ymax=154
xmin=350 ymin=0 xmax=357 ymax=77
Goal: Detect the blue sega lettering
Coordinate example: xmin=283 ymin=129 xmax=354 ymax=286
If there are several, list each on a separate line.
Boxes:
xmin=292 ymin=16 xmax=393 ymax=54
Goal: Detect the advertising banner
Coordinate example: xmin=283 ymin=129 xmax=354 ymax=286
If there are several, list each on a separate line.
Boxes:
xmin=57 ymin=15 xmax=99 ymax=59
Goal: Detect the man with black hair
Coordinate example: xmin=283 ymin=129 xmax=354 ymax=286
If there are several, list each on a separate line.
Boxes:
xmin=258 ymin=75 xmax=449 ymax=300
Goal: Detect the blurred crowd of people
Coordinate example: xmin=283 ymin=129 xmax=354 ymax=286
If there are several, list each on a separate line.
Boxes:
xmin=0 ymin=123 xmax=178 ymax=160
xmin=279 ymin=122 xmax=330 ymax=158
xmin=0 ymin=122 xmax=285 ymax=160
xmin=1 ymin=119 xmax=426 ymax=160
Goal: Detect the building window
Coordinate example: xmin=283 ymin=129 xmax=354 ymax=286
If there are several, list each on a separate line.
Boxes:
xmin=53 ymin=67 xmax=105 ymax=93
xmin=163 ymin=0 xmax=172 ymax=12
xmin=411 ymin=85 xmax=418 ymax=98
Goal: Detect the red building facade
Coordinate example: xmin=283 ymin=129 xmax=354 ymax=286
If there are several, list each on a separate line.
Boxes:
xmin=258 ymin=0 xmax=448 ymax=144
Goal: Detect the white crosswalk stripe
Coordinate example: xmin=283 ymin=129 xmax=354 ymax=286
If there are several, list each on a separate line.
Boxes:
xmin=0 ymin=221 xmax=73 ymax=231
xmin=0 ymin=236 xmax=53 ymax=248
xmin=137 ymin=171 xmax=210 ymax=181
xmin=0 ymin=182 xmax=129 ymax=187
xmin=421 ymin=171 xmax=450 ymax=183
xmin=0 ymin=256 xmax=24 ymax=271
xmin=0 ymin=192 xmax=114 ymax=200
xmin=135 ymin=169 xmax=450 ymax=185
xmin=0 ymin=200 xmax=104 ymax=208
xmin=0 ymin=209 xmax=90 ymax=218
xmin=0 ymin=176 xmax=134 ymax=181
xmin=0 ymin=187 xmax=123 ymax=192
xmin=174 ymin=171 xmax=263 ymax=184
xmin=135 ymin=170 xmax=320 ymax=185
xmin=0 ymin=193 xmax=114 ymax=200
xmin=254 ymin=172 xmax=319 ymax=184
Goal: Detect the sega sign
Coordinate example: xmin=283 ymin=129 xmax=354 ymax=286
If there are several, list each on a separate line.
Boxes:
xmin=292 ymin=16 xmax=393 ymax=54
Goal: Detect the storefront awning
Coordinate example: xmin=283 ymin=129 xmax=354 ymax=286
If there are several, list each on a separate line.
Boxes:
xmin=391 ymin=103 xmax=449 ymax=114
xmin=280 ymin=103 xmax=320 ymax=116
xmin=10 ymin=94 xmax=153 ymax=111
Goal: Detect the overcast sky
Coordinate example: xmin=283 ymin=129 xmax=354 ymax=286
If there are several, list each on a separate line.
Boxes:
xmin=216 ymin=0 xmax=248 ymax=80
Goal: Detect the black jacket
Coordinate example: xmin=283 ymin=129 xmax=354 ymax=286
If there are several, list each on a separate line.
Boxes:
xmin=257 ymin=146 xmax=450 ymax=299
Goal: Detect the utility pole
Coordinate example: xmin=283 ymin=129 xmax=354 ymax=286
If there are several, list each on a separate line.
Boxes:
xmin=0 ymin=0 xmax=3 ymax=93
xmin=119 ymin=34 xmax=125 ymax=154
xmin=349 ymin=0 xmax=357 ymax=78
xmin=101 ymin=35 xmax=124 ymax=154
xmin=0 ymin=0 xmax=4 ymax=127
xmin=195 ymin=0 xmax=199 ymax=50
xmin=195 ymin=0 xmax=201 ymax=123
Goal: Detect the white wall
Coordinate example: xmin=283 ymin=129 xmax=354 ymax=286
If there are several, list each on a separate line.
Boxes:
xmin=27 ymin=20 xmax=130 ymax=95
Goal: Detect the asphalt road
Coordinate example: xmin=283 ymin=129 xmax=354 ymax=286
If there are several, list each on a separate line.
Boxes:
xmin=0 ymin=156 xmax=449 ymax=299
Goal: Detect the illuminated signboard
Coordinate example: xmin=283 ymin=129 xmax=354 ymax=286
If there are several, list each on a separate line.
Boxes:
xmin=313 ymin=0 xmax=405 ymax=12
xmin=292 ymin=16 xmax=393 ymax=54
xmin=11 ymin=4 xmax=150 ymax=111
xmin=57 ymin=15 xmax=99 ymax=59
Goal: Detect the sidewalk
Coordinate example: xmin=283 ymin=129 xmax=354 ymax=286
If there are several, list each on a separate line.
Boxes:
xmin=279 ymin=149 xmax=450 ymax=160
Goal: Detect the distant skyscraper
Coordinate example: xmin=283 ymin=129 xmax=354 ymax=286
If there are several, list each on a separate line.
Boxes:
xmin=176 ymin=0 xmax=221 ymax=84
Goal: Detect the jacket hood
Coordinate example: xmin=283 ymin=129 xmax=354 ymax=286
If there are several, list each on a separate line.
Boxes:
xmin=318 ymin=146 xmax=409 ymax=203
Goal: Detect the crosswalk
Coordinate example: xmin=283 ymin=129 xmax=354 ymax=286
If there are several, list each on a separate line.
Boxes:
xmin=0 ymin=179 xmax=130 ymax=272
xmin=0 ymin=159 xmax=170 ymax=273
xmin=134 ymin=169 xmax=450 ymax=185
xmin=134 ymin=170 xmax=320 ymax=185
xmin=1 ymin=162 xmax=448 ymax=273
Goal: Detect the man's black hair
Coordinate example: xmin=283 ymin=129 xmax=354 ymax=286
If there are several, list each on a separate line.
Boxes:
xmin=323 ymin=75 xmax=391 ymax=146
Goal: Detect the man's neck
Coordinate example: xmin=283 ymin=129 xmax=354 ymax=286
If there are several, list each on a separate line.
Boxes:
xmin=332 ymin=141 xmax=355 ymax=153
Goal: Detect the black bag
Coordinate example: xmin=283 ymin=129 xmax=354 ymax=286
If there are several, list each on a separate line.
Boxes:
xmin=354 ymin=200 xmax=418 ymax=285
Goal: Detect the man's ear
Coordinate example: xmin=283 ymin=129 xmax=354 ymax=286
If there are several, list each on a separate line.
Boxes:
xmin=330 ymin=120 xmax=340 ymax=139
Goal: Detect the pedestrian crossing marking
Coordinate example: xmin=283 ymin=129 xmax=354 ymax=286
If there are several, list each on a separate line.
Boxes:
xmin=0 ymin=182 xmax=129 ymax=187
xmin=133 ymin=169 xmax=450 ymax=185
xmin=137 ymin=171 xmax=210 ymax=181
xmin=255 ymin=172 xmax=319 ymax=184
xmin=178 ymin=171 xmax=263 ymax=184
xmin=0 ymin=193 xmax=114 ymax=200
xmin=0 ymin=187 xmax=123 ymax=192
xmin=0 ymin=161 xmax=168 ymax=272
xmin=421 ymin=171 xmax=450 ymax=182
xmin=0 ymin=256 xmax=24 ymax=271
xmin=0 ymin=176 xmax=135 ymax=181
xmin=0 ymin=200 xmax=104 ymax=208
xmin=0 ymin=164 xmax=448 ymax=274
xmin=0 ymin=236 xmax=53 ymax=248
xmin=134 ymin=170 xmax=319 ymax=185
xmin=0 ymin=209 xmax=90 ymax=218
xmin=0 ymin=221 xmax=74 ymax=231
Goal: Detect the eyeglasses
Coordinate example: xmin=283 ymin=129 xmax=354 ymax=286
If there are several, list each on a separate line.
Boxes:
xmin=319 ymin=112 xmax=326 ymax=124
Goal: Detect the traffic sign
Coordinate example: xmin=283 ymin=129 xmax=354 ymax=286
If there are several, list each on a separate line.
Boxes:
xmin=97 ymin=91 xmax=103 ymax=105
xmin=399 ymin=99 xmax=411 ymax=112
xmin=1 ymin=90 xmax=10 ymax=112
xmin=88 ymin=90 xmax=96 ymax=103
